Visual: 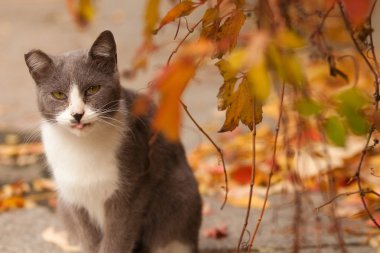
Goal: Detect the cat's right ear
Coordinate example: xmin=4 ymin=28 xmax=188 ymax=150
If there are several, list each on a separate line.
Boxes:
xmin=24 ymin=49 xmax=53 ymax=82
xmin=88 ymin=30 xmax=117 ymax=73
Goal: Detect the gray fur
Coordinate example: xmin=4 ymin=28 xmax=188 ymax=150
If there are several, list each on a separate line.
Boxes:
xmin=25 ymin=30 xmax=202 ymax=253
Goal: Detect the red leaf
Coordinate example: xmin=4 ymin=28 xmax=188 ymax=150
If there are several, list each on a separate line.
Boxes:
xmin=342 ymin=0 xmax=371 ymax=27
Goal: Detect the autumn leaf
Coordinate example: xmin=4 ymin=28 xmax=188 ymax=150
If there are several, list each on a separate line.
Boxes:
xmin=154 ymin=1 xmax=197 ymax=33
xmin=336 ymin=88 xmax=370 ymax=135
xmin=215 ymin=59 xmax=236 ymax=81
xmin=234 ymin=0 xmax=246 ymax=7
xmin=219 ymin=78 xmax=263 ymax=132
xmin=203 ymin=225 xmax=228 ymax=239
xmin=342 ymin=0 xmax=371 ymax=27
xmin=200 ymin=7 xmax=221 ymax=40
xmin=324 ymin=116 xmax=346 ymax=146
xmin=66 ymin=0 xmax=95 ymax=27
xmin=144 ymin=0 xmax=161 ymax=39
xmin=247 ymin=59 xmax=271 ymax=101
xmin=153 ymin=58 xmax=197 ymax=141
xmin=215 ymin=9 xmax=246 ymax=58
xmin=295 ymin=99 xmax=323 ymax=117
xmin=217 ymin=78 xmax=237 ymax=111
xmin=266 ymin=44 xmax=306 ymax=86
xmin=275 ymin=30 xmax=305 ymax=49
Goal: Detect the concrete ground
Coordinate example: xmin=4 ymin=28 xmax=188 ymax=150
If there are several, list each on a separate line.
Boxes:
xmin=0 ymin=0 xmax=378 ymax=252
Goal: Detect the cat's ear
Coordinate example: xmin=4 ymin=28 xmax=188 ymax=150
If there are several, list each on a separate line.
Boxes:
xmin=88 ymin=30 xmax=117 ymax=73
xmin=24 ymin=50 xmax=53 ymax=82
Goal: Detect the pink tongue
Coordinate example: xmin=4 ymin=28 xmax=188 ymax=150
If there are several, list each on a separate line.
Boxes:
xmin=75 ymin=124 xmax=84 ymax=129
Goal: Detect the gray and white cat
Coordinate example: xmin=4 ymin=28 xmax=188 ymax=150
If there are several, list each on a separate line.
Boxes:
xmin=24 ymin=30 xmax=202 ymax=253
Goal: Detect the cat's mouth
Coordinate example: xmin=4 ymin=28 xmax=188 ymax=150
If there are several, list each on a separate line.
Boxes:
xmin=70 ymin=123 xmax=92 ymax=130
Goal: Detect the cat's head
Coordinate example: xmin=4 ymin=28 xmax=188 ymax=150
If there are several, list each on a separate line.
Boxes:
xmin=25 ymin=30 xmax=122 ymax=136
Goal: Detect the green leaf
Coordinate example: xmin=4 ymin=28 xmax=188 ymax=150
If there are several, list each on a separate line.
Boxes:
xmin=324 ymin=116 xmax=346 ymax=146
xmin=336 ymin=88 xmax=369 ymax=110
xmin=336 ymin=88 xmax=370 ymax=135
xmin=295 ymin=99 xmax=323 ymax=117
xmin=339 ymin=106 xmax=369 ymax=135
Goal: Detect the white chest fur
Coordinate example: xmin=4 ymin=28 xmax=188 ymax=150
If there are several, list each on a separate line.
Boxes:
xmin=41 ymin=122 xmax=123 ymax=230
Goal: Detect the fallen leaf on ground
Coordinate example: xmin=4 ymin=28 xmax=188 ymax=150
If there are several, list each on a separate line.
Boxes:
xmin=203 ymin=224 xmax=228 ymax=239
xmin=42 ymin=226 xmax=81 ymax=252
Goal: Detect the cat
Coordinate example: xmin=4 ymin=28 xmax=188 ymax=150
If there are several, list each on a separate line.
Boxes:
xmin=24 ymin=30 xmax=202 ymax=253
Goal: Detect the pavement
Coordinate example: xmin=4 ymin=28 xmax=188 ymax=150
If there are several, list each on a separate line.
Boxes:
xmin=0 ymin=0 xmax=379 ymax=252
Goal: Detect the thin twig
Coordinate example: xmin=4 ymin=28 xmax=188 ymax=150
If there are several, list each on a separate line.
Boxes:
xmin=180 ymin=101 xmax=229 ymax=209
xmin=337 ymin=0 xmax=380 ymax=229
xmin=316 ymin=188 xmax=379 ymax=211
xmin=167 ymin=19 xmax=203 ymax=65
xmin=245 ymin=81 xmax=286 ymax=252
xmin=316 ymin=115 xmax=347 ymax=253
xmin=236 ymin=95 xmax=257 ymax=253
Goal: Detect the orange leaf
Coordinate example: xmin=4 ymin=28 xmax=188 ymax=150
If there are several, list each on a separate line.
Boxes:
xmin=153 ymin=59 xmax=197 ymax=141
xmin=342 ymin=0 xmax=371 ymax=27
xmin=154 ymin=1 xmax=197 ymax=33
xmin=0 ymin=197 xmax=25 ymax=211
xmin=200 ymin=7 xmax=221 ymax=39
xmin=215 ymin=9 xmax=246 ymax=58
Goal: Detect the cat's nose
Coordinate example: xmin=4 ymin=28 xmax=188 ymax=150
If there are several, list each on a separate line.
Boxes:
xmin=72 ymin=113 xmax=84 ymax=123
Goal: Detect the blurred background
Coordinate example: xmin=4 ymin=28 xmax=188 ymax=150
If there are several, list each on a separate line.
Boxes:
xmin=1 ymin=1 xmax=380 ymax=252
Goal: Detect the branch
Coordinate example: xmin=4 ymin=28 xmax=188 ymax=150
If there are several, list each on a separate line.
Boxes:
xmin=236 ymin=97 xmax=258 ymax=253
xmin=180 ymin=101 xmax=229 ymax=209
xmin=316 ymin=188 xmax=380 ymax=211
xmin=167 ymin=19 xmax=203 ymax=65
xmin=245 ymin=81 xmax=286 ymax=252
xmin=337 ymin=0 xmax=380 ymax=229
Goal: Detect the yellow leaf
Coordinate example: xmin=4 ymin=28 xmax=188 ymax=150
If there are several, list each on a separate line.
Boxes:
xmin=217 ymin=78 xmax=237 ymax=111
xmin=226 ymin=48 xmax=246 ymax=73
xmin=153 ymin=59 xmax=197 ymax=141
xmin=275 ymin=30 xmax=305 ymax=49
xmin=219 ymin=78 xmax=263 ymax=132
xmin=215 ymin=9 xmax=246 ymax=58
xmin=66 ymin=0 xmax=95 ymax=27
xmin=215 ymin=59 xmax=236 ymax=81
xmin=267 ymin=44 xmax=305 ymax=86
xmin=247 ymin=59 xmax=271 ymax=101
xmin=154 ymin=1 xmax=196 ymax=33
xmin=144 ymin=0 xmax=161 ymax=39
xmin=78 ymin=0 xmax=95 ymax=23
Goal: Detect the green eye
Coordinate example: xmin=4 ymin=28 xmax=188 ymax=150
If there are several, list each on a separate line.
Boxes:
xmin=85 ymin=85 xmax=101 ymax=96
xmin=51 ymin=91 xmax=67 ymax=100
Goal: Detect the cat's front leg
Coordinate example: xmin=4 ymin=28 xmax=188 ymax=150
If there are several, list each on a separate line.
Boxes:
xmin=58 ymin=202 xmax=102 ymax=253
xmin=99 ymin=188 xmax=149 ymax=253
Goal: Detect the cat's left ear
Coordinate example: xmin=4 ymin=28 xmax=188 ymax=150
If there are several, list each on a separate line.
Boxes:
xmin=88 ymin=30 xmax=117 ymax=73
xmin=24 ymin=49 xmax=54 ymax=83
